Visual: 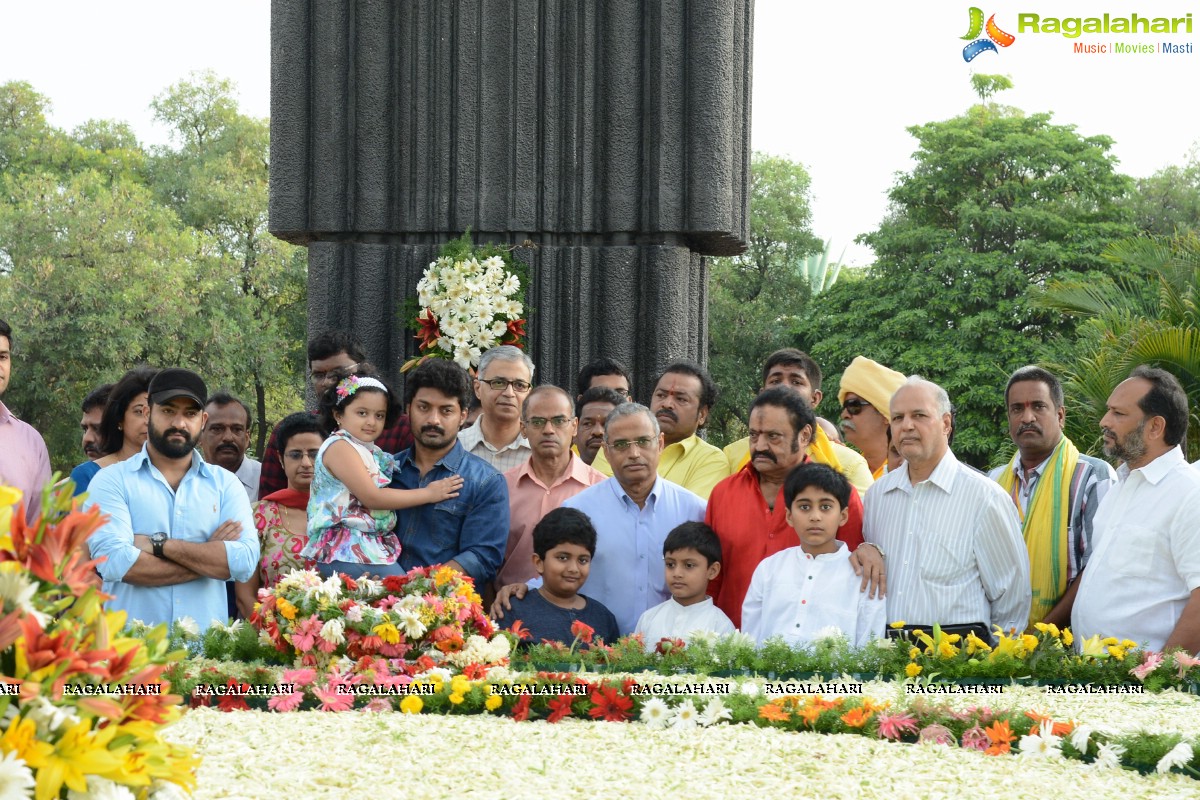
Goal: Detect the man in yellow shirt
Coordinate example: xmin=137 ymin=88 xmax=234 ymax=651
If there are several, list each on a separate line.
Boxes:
xmin=723 ymin=349 xmax=873 ymax=493
xmin=591 ymin=361 xmax=729 ymax=498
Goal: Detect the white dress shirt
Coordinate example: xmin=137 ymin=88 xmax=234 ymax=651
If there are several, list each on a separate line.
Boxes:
xmin=234 ymin=456 xmax=261 ymax=502
xmin=458 ymin=422 xmax=531 ymax=473
xmin=741 ymin=542 xmax=886 ymax=647
xmin=864 ymin=449 xmax=1031 ymax=635
xmin=635 ymin=596 xmax=735 ymax=651
xmin=1072 ymin=447 xmax=1200 ymax=651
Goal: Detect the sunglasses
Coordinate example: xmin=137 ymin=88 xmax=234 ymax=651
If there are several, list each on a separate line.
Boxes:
xmin=841 ymin=398 xmax=875 ymax=416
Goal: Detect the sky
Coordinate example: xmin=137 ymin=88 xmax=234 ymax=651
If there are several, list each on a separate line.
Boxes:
xmin=2 ymin=1 xmax=1197 ymax=266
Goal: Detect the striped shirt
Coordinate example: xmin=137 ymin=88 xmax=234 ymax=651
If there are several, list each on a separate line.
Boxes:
xmin=987 ymin=448 xmax=1117 ymax=581
xmin=864 ymin=450 xmax=1031 ymax=635
xmin=457 ymin=422 xmax=531 ymax=473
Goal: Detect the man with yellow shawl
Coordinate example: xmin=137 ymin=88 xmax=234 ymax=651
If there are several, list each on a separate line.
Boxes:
xmin=723 ymin=349 xmax=874 ymax=493
xmin=988 ymin=367 xmax=1116 ymax=630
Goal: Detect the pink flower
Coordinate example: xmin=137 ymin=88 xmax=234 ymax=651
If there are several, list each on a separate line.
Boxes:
xmin=313 ymin=677 xmax=355 ymax=712
xmin=376 ymin=596 xmax=400 ymax=612
xmin=918 ymin=724 xmax=955 ymax=746
xmin=289 ymin=616 xmax=324 ymax=652
xmin=1173 ymin=650 xmax=1200 ymax=679
xmin=1131 ymin=650 xmax=1164 ymax=681
xmin=282 ymin=668 xmax=318 ymax=688
xmin=961 ymin=724 xmax=989 ymax=751
xmin=876 ymin=712 xmax=919 ymax=741
xmin=362 ymin=698 xmax=393 ymax=713
xmin=268 ymin=691 xmax=305 ymax=712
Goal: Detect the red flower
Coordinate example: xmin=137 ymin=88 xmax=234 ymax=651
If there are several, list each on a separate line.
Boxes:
xmin=501 ymin=319 xmax=527 ymax=346
xmin=339 ymin=574 xmax=358 ymax=592
xmin=511 ymin=692 xmax=532 ymax=722
xmin=218 ymin=680 xmax=250 ymax=713
xmin=587 ymin=685 xmax=633 ymax=722
xmin=416 ymin=311 xmax=441 ymax=350
xmin=655 ymin=637 xmax=686 ymax=655
xmin=508 ymin=620 xmax=532 ymax=642
xmin=547 ymin=695 xmax=575 ymax=723
xmin=570 ymin=620 xmax=595 ymax=645
xmin=463 ymin=663 xmax=490 ymax=681
xmin=382 ymin=575 xmax=407 ymax=594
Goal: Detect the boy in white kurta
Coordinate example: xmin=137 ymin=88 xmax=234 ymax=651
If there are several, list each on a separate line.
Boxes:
xmin=743 ymin=463 xmax=886 ymax=647
xmin=635 ymin=522 xmax=735 ymax=651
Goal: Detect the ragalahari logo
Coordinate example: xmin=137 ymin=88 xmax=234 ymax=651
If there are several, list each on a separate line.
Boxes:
xmin=962 ymin=8 xmax=1016 ymax=61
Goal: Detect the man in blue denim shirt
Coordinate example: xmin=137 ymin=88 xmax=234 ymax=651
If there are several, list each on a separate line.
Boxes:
xmin=390 ymin=359 xmax=509 ymax=587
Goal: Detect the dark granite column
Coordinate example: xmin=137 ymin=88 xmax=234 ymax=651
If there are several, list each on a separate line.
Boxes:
xmin=271 ymin=0 xmax=751 ymax=398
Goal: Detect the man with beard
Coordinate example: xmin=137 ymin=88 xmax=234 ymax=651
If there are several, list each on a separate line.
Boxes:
xmin=573 ymin=386 xmax=625 ymax=466
xmin=706 ymin=387 xmax=872 ymax=628
xmin=390 ymin=359 xmax=510 ymax=587
xmin=201 ymin=392 xmax=261 ymax=501
xmin=988 ymin=367 xmax=1116 ymax=628
xmin=590 ymin=361 xmax=729 ymax=498
xmin=79 ymin=383 xmax=113 ymax=460
xmin=87 ymin=369 xmax=259 ymax=632
xmin=1072 ymin=367 xmax=1200 ymax=653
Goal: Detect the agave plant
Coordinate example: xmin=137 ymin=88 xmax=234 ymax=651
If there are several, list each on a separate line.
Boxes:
xmin=1037 ymin=233 xmax=1200 ymax=458
xmin=797 ymin=239 xmax=846 ymax=295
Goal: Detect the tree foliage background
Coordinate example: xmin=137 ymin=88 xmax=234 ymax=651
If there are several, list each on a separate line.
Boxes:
xmin=0 ymin=73 xmax=307 ymax=472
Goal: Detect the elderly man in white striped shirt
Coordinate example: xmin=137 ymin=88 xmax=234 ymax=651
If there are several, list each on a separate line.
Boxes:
xmin=863 ymin=377 xmax=1031 ymax=639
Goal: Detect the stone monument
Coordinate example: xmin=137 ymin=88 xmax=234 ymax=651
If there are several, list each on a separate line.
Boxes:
xmin=270 ymin=1 xmax=751 ymax=397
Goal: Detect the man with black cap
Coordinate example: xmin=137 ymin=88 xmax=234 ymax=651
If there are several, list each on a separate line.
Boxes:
xmin=87 ymin=368 xmax=259 ymax=633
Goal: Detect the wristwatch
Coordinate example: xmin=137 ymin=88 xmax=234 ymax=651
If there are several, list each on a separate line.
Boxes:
xmin=150 ymin=532 xmax=168 ymax=558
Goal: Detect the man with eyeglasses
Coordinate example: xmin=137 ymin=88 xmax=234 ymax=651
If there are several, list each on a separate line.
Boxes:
xmin=838 ymin=356 xmax=907 ymax=481
xmin=706 ymin=387 xmax=873 ymax=627
xmin=491 ymin=402 xmax=706 ymax=635
xmin=202 ymin=392 xmax=261 ymax=501
xmin=458 ymin=345 xmax=535 ymax=472
xmin=722 ymin=349 xmax=874 ymax=493
xmin=590 ymin=361 xmax=730 ymax=499
xmin=493 ymin=386 xmax=606 ymax=591
xmin=257 ymin=330 xmax=413 ymax=498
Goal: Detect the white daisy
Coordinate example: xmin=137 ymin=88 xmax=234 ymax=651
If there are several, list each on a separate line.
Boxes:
xmin=67 ymin=776 xmax=135 ymax=800
xmin=698 ymin=697 xmax=732 ymax=728
xmin=1092 ymin=742 xmax=1126 ymax=770
xmin=0 ymin=750 xmax=34 ymax=800
xmin=1067 ymin=723 xmax=1092 ymax=753
xmin=639 ymin=698 xmax=670 ymax=730
xmin=1017 ymin=721 xmax=1063 ymax=759
xmin=1156 ymin=740 xmax=1193 ymax=774
xmin=668 ymin=700 xmax=700 ymax=731
xmin=174 ymin=616 xmax=199 ymax=637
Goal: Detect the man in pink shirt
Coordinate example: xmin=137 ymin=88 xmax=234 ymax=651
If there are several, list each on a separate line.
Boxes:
xmin=0 ymin=319 xmax=51 ymax=522
xmin=495 ymin=385 xmax=606 ymax=591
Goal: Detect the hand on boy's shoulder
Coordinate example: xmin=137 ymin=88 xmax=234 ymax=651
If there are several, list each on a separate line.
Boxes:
xmin=489 ymin=582 xmax=529 ymax=620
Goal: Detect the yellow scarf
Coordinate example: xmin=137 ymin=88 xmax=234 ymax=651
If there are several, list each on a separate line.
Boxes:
xmin=996 ymin=437 xmax=1078 ymax=629
xmin=736 ymin=425 xmax=844 ymax=474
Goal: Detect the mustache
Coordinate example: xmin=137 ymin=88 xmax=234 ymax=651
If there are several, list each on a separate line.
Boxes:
xmin=164 ymin=428 xmax=189 ymax=439
xmin=420 ymin=425 xmax=446 ymax=436
xmin=752 ymin=450 xmax=777 ymax=463
xmin=841 ymin=421 xmax=856 ymax=432
xmin=655 ymin=409 xmax=678 ymax=423
xmin=1017 ymin=424 xmax=1041 ymax=436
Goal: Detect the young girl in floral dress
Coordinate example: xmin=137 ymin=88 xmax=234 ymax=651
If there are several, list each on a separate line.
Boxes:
xmin=304 ymin=365 xmax=462 ymax=578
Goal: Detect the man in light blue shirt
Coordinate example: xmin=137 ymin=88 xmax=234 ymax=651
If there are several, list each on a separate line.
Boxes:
xmin=87 ymin=368 xmax=258 ymax=632
xmin=493 ymin=403 xmax=706 ymax=635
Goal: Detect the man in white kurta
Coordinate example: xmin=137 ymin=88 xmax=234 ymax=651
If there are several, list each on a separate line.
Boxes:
xmin=1072 ymin=368 xmax=1200 ymax=652
xmin=742 ymin=542 xmax=886 ymax=647
xmin=863 ymin=378 xmax=1031 ymax=636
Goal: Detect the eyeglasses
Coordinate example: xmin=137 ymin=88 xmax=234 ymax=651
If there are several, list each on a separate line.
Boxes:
xmin=841 ymin=398 xmax=874 ymax=416
xmin=284 ymin=448 xmax=320 ymax=462
xmin=524 ymin=416 xmax=573 ymax=429
xmin=607 ymin=436 xmax=655 ymax=452
xmin=479 ymin=378 xmax=532 ymax=393
xmin=748 ymin=429 xmax=787 ymax=445
xmin=311 ymin=362 xmax=360 ymax=383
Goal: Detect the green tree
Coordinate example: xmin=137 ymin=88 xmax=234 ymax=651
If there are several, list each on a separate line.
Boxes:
xmin=1038 ymin=233 xmax=1200 ymax=459
xmin=794 ymin=78 xmax=1135 ymax=467
xmin=707 ymin=153 xmax=821 ymax=446
xmin=149 ymin=72 xmax=307 ymax=454
xmin=1127 ymin=144 xmax=1200 ymax=237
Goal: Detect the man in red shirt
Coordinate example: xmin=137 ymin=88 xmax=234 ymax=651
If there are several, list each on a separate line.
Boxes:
xmin=706 ymin=386 xmax=883 ymax=628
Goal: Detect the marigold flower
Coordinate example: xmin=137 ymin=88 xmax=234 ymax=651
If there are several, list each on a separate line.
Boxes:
xmin=399 ymin=696 xmax=423 ymax=714
xmin=905 ymin=663 xmax=923 ymax=678
xmin=485 ymin=695 xmax=503 ymax=712
xmin=757 ymin=703 xmax=791 ymax=723
xmin=840 ymin=707 xmax=873 ymax=728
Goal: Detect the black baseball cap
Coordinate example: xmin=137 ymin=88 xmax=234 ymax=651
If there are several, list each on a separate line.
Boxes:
xmin=148 ymin=368 xmax=208 ymax=407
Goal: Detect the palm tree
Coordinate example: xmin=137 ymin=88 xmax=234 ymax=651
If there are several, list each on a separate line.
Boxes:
xmin=1037 ymin=232 xmax=1200 ymax=459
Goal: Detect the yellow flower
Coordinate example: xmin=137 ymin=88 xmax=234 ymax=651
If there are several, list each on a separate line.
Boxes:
xmin=449 ymin=693 xmax=465 ymax=705
xmin=937 ymin=640 xmax=959 ymax=659
xmin=277 ymin=598 xmax=297 ymax=621
xmin=1061 ymin=629 xmax=1074 ymax=647
xmin=905 ymin=663 xmax=923 ymax=678
xmin=966 ymin=632 xmax=993 ymax=654
xmin=1120 ymin=639 xmax=1138 ymax=650
xmin=1079 ymin=635 xmax=1106 ymax=658
xmin=1107 ymin=645 xmax=1126 ymax=660
xmin=889 ymin=621 xmax=906 ymax=629
xmin=400 ymin=696 xmax=423 ymax=714
xmin=1034 ymin=622 xmax=1060 ymax=638
xmin=1101 ymin=637 xmax=1119 ymax=646
xmin=1 ymin=716 xmax=53 ymax=769
xmin=485 ymin=695 xmax=503 ymax=711
xmin=908 ymin=647 xmax=921 ymax=660
xmin=1020 ymin=634 xmax=1039 ymax=653
xmin=372 ymin=622 xmax=401 ymax=645
xmin=35 ymin=718 xmax=125 ymax=800
xmin=433 ymin=565 xmax=458 ymax=587
xmin=450 ymin=676 xmax=471 ymax=696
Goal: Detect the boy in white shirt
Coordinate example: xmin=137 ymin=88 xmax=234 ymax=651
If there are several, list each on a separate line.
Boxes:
xmin=742 ymin=463 xmax=886 ymax=647
xmin=635 ymin=522 xmax=736 ymax=651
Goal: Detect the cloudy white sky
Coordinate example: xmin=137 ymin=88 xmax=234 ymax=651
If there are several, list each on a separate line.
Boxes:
xmin=2 ymin=1 xmax=1196 ymax=265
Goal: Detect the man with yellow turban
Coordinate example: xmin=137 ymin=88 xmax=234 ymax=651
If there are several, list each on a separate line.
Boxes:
xmin=838 ymin=356 xmax=906 ymax=481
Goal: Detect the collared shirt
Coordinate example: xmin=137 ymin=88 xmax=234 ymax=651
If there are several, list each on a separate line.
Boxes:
xmin=0 ymin=401 xmax=51 ymax=522
xmin=390 ymin=441 xmax=510 ymax=587
xmin=864 ymin=449 xmax=1030 ymax=635
xmin=987 ymin=447 xmax=1117 ymax=581
xmin=1072 ymin=447 xmax=1200 ymax=651
xmin=258 ymin=412 xmax=412 ymax=498
xmin=742 ymin=542 xmax=888 ymax=648
xmin=705 ymin=461 xmax=864 ymax=628
xmin=457 ymin=422 xmax=531 ymax=473
xmin=561 ymin=477 xmax=706 ymax=635
xmin=85 ymin=446 xmax=258 ymax=632
xmin=234 ymin=457 xmax=262 ymax=502
xmin=590 ymin=433 xmax=731 ymax=499
xmin=634 ymin=596 xmax=735 ymax=651
xmin=496 ymin=454 xmax=607 ymax=588
xmin=722 ymin=431 xmax=875 ymax=493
